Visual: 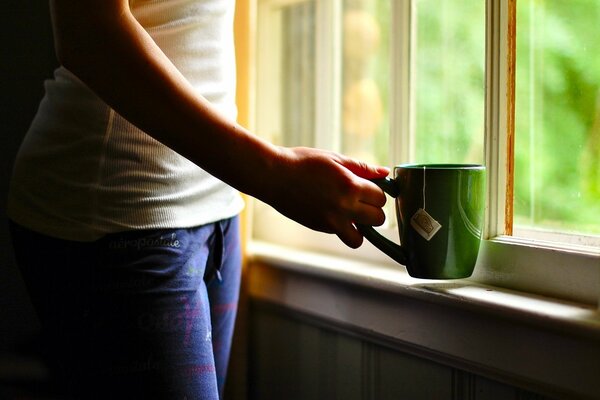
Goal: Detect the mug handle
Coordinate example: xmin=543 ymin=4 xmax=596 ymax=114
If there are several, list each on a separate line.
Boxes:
xmin=356 ymin=177 xmax=408 ymax=266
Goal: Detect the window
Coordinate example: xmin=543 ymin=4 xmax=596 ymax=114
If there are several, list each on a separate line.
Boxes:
xmin=413 ymin=0 xmax=485 ymax=165
xmin=253 ymin=0 xmax=600 ymax=304
xmin=513 ymin=0 xmax=600 ymax=247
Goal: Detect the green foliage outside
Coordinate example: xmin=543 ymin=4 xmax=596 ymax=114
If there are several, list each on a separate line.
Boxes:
xmin=414 ymin=0 xmax=485 ymax=166
xmin=409 ymin=0 xmax=600 ymax=236
xmin=515 ymin=0 xmax=600 ymax=234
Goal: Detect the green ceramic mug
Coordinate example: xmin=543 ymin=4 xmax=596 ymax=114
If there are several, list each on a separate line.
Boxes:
xmin=357 ymin=164 xmax=486 ymax=279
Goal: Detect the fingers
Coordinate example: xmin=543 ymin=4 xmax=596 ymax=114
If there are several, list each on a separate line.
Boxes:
xmin=357 ymin=179 xmax=387 ymax=208
xmin=336 ymin=156 xmax=389 ymax=180
xmin=336 ymin=222 xmax=364 ymax=249
xmin=334 ymin=154 xmax=388 ymax=207
xmin=333 ymin=201 xmax=386 ymax=249
xmin=334 ymin=156 xmax=389 ymax=248
xmin=352 ymin=200 xmax=386 ymax=227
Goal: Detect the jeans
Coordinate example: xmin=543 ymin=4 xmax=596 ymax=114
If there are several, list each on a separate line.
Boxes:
xmin=9 ymin=216 xmax=242 ymax=400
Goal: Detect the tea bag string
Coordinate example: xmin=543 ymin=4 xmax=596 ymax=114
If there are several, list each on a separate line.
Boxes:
xmin=422 ymin=166 xmax=426 ymax=210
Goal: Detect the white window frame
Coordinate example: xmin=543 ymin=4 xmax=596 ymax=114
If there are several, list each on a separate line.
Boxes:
xmin=252 ymin=0 xmax=600 ymax=306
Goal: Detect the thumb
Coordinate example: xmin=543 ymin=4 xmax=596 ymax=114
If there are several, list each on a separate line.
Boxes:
xmin=338 ymin=157 xmax=390 ymax=179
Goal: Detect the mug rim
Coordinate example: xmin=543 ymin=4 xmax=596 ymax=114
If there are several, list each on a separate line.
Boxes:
xmin=395 ymin=163 xmax=485 ymax=170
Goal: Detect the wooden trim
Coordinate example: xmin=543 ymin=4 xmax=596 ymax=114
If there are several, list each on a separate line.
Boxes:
xmin=235 ymin=0 xmax=255 ymax=132
xmin=504 ymin=0 xmax=516 ymax=236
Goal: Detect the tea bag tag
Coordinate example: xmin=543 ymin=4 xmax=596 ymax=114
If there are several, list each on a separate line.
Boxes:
xmin=411 ymin=208 xmax=442 ymax=241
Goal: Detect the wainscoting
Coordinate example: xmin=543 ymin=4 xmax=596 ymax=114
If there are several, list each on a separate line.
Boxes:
xmin=249 ymin=301 xmax=549 ymax=400
xmin=245 ymin=251 xmax=600 ymax=400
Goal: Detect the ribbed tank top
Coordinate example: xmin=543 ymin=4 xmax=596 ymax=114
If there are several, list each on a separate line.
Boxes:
xmin=7 ymin=0 xmax=244 ymax=241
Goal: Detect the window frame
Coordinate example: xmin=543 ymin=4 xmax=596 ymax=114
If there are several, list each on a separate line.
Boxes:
xmin=252 ymin=0 xmax=600 ymax=306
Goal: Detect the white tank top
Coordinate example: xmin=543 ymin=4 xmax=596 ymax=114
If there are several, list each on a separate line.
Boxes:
xmin=8 ymin=0 xmax=244 ymax=241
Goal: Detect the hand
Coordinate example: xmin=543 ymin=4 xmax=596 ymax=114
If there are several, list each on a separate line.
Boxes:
xmin=264 ymin=147 xmax=389 ymax=248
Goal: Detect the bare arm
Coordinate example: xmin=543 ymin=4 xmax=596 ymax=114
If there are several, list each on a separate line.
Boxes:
xmin=49 ymin=0 xmax=389 ymax=248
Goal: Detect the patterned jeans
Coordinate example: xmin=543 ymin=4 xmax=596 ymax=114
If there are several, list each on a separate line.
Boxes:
xmin=10 ymin=216 xmax=242 ymax=399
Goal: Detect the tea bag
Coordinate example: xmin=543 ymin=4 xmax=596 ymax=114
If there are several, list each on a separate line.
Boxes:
xmin=410 ymin=166 xmax=442 ymax=241
xmin=411 ymin=208 xmax=442 ymax=241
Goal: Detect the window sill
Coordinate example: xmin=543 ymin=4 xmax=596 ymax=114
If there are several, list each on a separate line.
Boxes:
xmin=252 ymin=203 xmax=600 ymax=304
xmin=247 ymin=240 xmax=600 ymax=399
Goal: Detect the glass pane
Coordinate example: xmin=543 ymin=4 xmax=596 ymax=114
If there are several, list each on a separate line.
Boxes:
xmin=514 ymin=0 xmax=600 ymax=240
xmin=413 ymin=0 xmax=485 ymax=164
xmin=341 ymin=0 xmax=391 ymax=166
xmin=273 ymin=1 xmax=316 ymax=147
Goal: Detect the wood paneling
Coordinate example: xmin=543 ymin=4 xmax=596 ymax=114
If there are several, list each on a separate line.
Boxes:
xmin=249 ymin=301 xmax=554 ymax=400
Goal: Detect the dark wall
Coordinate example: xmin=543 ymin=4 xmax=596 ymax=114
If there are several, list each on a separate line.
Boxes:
xmin=1 ymin=1 xmax=58 ymax=351
xmin=249 ymin=301 xmax=554 ymax=400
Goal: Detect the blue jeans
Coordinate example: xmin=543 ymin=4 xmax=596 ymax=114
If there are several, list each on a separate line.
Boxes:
xmin=10 ymin=217 xmax=242 ymax=400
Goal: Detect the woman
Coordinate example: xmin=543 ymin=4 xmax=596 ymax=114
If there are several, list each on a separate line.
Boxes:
xmin=8 ymin=0 xmax=388 ymax=398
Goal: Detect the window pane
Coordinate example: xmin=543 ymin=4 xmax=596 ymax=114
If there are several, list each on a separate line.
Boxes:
xmin=514 ymin=0 xmax=600 ymax=240
xmin=341 ymin=0 xmax=391 ymax=166
xmin=283 ymin=1 xmax=316 ymax=147
xmin=261 ymin=1 xmax=316 ymax=147
xmin=413 ymin=0 xmax=485 ymax=164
